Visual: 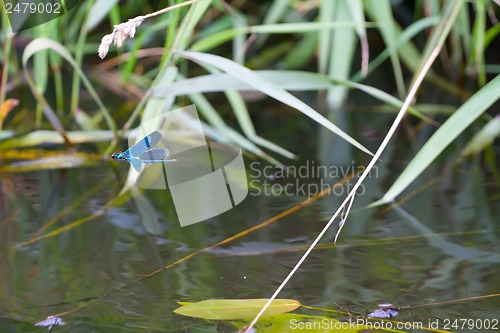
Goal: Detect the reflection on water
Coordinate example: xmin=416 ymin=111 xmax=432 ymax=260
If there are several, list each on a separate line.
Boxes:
xmin=0 ymin=150 xmax=499 ymax=332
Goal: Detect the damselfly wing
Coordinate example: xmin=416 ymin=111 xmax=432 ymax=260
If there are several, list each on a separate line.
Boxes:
xmin=111 ymin=130 xmax=177 ymax=172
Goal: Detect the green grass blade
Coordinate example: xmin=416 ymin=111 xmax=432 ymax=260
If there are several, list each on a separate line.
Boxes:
xmin=321 ymin=0 xmax=357 ymax=164
xmin=249 ymin=20 xmax=378 ymax=33
xmin=191 ymin=21 xmax=377 ymax=52
xmin=229 ymin=6 xmax=247 ymax=65
xmin=318 ymin=0 xmax=335 ymax=74
xmin=450 ymin=4 xmax=470 ymax=67
xmin=191 ymin=28 xmax=243 ymax=52
xmin=375 ymin=74 xmax=500 ymax=205
xmin=364 ymin=0 xmax=406 ymax=97
xmin=281 ymin=32 xmax=318 ymax=69
xmin=327 ymin=0 xmax=355 ymax=108
xmin=70 ymin=1 xmax=92 ymax=114
xmin=176 ymin=51 xmax=373 ymax=156
xmin=124 ymin=65 xmax=179 ymax=130
xmin=224 ymin=89 xmax=296 ymax=159
xmin=411 ymin=0 xmax=462 ymax=87
xmin=346 ymin=0 xmax=368 ymax=77
xmin=0 ymin=130 xmax=119 ymax=149
xmin=170 ymin=0 xmax=213 ymax=58
xmin=472 ymin=0 xmax=487 ymax=86
xmin=186 ymin=90 xmax=282 ymax=165
xmin=32 ymin=26 xmax=49 ymax=95
xmin=85 ymin=0 xmax=120 ymax=31
xmin=351 ymin=16 xmax=439 ymax=82
xmin=460 ymin=115 xmax=500 ymax=158
xmin=154 ymin=70 xmax=435 ymax=123
xmin=23 ymin=38 xmax=118 ymax=142
xmin=484 ymin=21 xmax=500 ymax=49
xmin=141 ymin=66 xmax=178 ymax=122
xmin=263 ymin=0 xmax=289 ymax=26
xmin=0 ymin=5 xmax=13 ymax=106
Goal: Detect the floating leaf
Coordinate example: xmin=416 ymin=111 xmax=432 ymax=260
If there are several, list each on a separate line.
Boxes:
xmin=174 ymin=299 xmax=301 ymax=320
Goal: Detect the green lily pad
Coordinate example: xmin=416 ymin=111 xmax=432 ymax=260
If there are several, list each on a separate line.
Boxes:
xmin=174 ymin=299 xmax=301 ymax=320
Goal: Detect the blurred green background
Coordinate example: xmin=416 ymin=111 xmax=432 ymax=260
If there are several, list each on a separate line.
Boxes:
xmin=0 ymin=0 xmax=499 ymax=332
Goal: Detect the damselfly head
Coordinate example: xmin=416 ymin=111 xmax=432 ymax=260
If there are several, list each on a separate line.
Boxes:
xmin=111 ymin=153 xmax=118 ymax=160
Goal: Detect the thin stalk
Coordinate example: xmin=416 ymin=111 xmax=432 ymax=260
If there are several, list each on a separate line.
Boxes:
xmin=244 ymin=48 xmax=443 ymax=333
xmin=242 ymin=1 xmax=462 ymax=331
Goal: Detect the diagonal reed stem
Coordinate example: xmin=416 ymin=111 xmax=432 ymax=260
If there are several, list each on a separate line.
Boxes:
xmin=242 ymin=1 xmax=463 ymax=330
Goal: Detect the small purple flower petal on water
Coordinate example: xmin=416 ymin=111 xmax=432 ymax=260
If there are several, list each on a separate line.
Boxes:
xmin=367 ymin=304 xmax=399 ymax=319
xmin=34 ymin=316 xmax=65 ymax=329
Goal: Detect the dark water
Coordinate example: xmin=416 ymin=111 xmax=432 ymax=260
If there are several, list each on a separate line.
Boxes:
xmin=0 ymin=131 xmax=499 ymax=332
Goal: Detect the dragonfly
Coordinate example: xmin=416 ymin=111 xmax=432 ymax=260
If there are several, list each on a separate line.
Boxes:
xmin=111 ymin=130 xmax=177 ymax=172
